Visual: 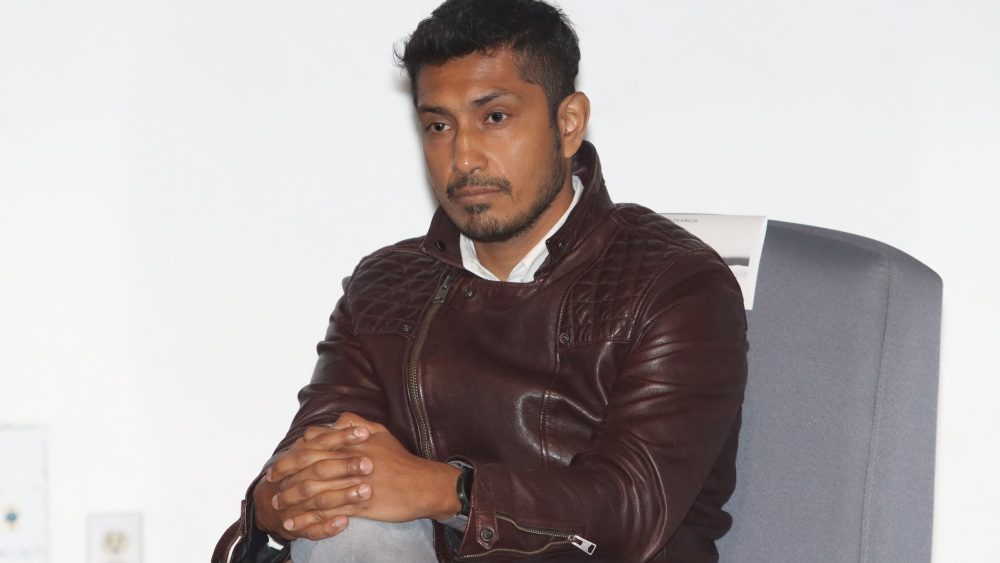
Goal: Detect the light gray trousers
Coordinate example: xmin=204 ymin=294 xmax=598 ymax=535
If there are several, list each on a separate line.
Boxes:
xmin=290 ymin=518 xmax=437 ymax=563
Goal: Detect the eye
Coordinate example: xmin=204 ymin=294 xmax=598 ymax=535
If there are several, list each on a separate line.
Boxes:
xmin=486 ymin=111 xmax=507 ymax=124
xmin=426 ymin=122 xmax=450 ymax=134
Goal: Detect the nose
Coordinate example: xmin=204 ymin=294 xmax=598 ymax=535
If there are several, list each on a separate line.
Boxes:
xmin=453 ymin=127 xmax=487 ymax=175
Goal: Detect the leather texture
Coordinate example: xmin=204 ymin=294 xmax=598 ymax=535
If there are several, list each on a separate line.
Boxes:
xmin=243 ymin=142 xmax=748 ymax=562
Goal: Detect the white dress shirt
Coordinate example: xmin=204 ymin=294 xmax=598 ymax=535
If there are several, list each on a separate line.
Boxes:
xmin=460 ymin=175 xmax=584 ymax=283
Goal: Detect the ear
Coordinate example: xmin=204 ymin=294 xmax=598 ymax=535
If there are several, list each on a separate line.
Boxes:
xmin=556 ymin=92 xmax=591 ymax=158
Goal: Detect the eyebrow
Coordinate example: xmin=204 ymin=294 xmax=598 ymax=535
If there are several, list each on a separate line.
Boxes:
xmin=417 ymin=104 xmax=450 ymax=116
xmin=417 ymin=89 xmax=516 ymax=116
xmin=470 ymin=89 xmax=514 ymax=108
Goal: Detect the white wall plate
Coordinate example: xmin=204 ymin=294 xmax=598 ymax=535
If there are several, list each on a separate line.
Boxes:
xmin=86 ymin=513 xmax=142 ymax=563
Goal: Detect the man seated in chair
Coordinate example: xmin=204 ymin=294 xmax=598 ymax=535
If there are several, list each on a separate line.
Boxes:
xmin=242 ymin=0 xmax=748 ymax=561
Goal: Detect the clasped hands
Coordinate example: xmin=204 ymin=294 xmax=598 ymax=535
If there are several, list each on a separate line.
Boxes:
xmin=252 ymin=413 xmax=461 ymax=541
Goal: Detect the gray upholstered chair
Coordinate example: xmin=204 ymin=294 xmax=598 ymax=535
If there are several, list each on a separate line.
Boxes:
xmin=715 ymin=220 xmax=942 ymax=563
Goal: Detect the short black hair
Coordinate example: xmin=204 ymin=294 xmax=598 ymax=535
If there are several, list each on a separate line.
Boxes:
xmin=397 ymin=0 xmax=580 ymax=119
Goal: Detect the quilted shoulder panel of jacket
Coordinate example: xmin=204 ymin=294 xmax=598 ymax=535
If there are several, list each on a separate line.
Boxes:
xmin=559 ymin=204 xmax=722 ymax=347
xmin=346 ymin=238 xmax=448 ymax=336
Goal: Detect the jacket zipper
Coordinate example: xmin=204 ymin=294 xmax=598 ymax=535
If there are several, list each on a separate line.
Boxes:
xmin=408 ymin=274 xmax=453 ymax=459
xmin=498 ymin=514 xmax=597 ymax=555
xmin=457 ymin=514 xmax=596 ymax=558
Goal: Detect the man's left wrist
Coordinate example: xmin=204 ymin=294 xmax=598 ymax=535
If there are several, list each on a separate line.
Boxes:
xmin=452 ymin=461 xmax=473 ymax=517
xmin=427 ymin=461 xmax=463 ymax=521
xmin=435 ymin=461 xmax=473 ymax=530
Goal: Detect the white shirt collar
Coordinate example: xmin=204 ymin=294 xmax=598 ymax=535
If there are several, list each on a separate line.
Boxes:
xmin=460 ymin=175 xmax=584 ymax=283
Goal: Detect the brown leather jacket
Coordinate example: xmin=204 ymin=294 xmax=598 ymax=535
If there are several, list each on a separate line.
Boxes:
xmin=254 ymin=142 xmax=747 ymax=562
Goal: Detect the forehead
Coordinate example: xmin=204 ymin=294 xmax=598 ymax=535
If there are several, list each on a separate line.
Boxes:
xmin=415 ymin=50 xmax=540 ymax=107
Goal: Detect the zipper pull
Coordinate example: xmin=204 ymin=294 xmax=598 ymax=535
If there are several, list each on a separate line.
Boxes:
xmin=569 ymin=534 xmax=597 ymax=555
xmin=433 ymin=275 xmax=453 ymax=303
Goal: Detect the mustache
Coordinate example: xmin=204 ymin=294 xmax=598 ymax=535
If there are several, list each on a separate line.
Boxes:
xmin=446 ymin=175 xmax=512 ymax=199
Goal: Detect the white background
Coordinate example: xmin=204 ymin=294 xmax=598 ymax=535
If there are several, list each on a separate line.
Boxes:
xmin=1 ymin=1 xmax=997 ymax=561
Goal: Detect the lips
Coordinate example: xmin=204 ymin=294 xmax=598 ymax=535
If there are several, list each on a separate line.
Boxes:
xmin=446 ymin=175 xmax=512 ymax=201
xmin=450 ymin=185 xmax=506 ymax=204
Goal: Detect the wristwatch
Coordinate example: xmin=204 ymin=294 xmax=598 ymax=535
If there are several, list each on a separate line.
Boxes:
xmin=437 ymin=461 xmax=474 ymax=530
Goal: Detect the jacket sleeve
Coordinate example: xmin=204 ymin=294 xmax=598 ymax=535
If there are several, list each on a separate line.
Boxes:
xmin=236 ymin=274 xmax=388 ymax=541
xmin=453 ymin=253 xmax=748 ymax=561
xmin=272 ymin=275 xmax=389 ymax=454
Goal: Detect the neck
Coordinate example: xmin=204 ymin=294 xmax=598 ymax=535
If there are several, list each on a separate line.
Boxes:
xmin=474 ymin=179 xmax=574 ymax=280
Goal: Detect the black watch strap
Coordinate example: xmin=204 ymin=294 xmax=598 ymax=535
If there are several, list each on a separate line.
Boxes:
xmin=437 ymin=461 xmax=474 ymax=531
xmin=455 ymin=463 xmax=474 ymax=517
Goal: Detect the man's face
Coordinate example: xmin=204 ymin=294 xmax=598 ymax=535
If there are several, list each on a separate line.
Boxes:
xmin=415 ymin=50 xmax=570 ymax=243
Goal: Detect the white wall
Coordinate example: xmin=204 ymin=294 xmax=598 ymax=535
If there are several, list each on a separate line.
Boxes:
xmin=0 ymin=1 xmax=996 ymax=561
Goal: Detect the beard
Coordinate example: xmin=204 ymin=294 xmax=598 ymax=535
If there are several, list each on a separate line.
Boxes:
xmin=446 ymin=133 xmax=567 ymax=244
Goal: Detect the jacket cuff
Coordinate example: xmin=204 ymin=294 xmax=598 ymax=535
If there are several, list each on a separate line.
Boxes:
xmin=237 ymin=459 xmax=287 ymax=555
xmin=448 ymin=460 xmax=589 ymax=559
xmin=443 ymin=455 xmax=496 ymax=554
xmin=458 ymin=462 xmax=500 ymax=554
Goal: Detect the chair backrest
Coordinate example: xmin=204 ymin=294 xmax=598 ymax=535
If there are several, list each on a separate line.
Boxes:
xmin=714 ymin=220 xmax=942 ymax=562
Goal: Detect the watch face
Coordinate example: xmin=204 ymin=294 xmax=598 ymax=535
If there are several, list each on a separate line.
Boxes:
xmin=458 ymin=466 xmax=474 ymax=516
xmin=447 ymin=461 xmax=474 ymax=516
